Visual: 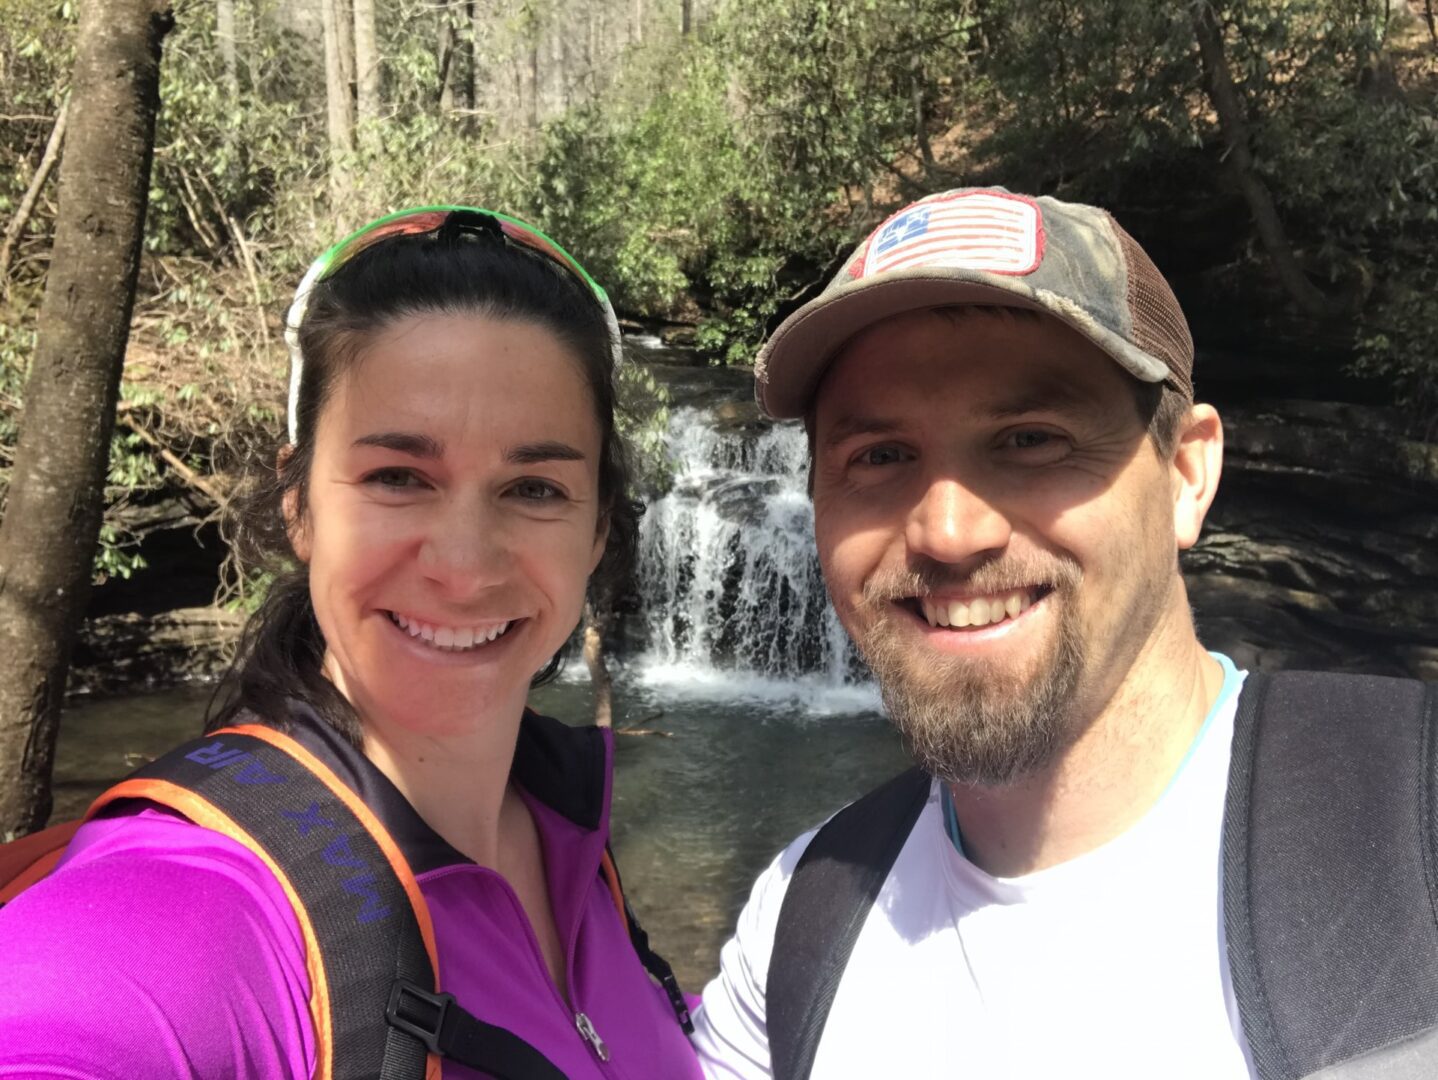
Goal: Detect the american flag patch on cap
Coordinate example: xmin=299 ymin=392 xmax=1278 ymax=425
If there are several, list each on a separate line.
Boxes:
xmin=858 ymin=191 xmax=1044 ymax=279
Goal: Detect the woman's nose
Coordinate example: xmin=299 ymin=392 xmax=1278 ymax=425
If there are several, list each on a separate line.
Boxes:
xmin=418 ymin=496 xmax=511 ymax=596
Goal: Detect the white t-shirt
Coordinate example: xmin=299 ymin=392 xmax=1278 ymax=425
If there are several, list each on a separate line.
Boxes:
xmin=693 ymin=658 xmax=1255 ymax=1080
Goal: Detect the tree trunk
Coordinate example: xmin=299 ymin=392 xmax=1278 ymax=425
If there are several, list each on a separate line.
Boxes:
xmin=437 ymin=7 xmax=455 ymax=111
xmin=353 ymin=0 xmax=379 ymax=130
xmin=549 ymin=25 xmax=562 ymax=114
xmin=560 ymin=26 xmax=573 ymax=108
xmin=1425 ymin=0 xmax=1436 ymax=50
xmin=0 ymin=0 xmax=174 ymax=841
xmin=1191 ymin=1 xmax=1329 ymax=319
xmin=528 ymin=36 xmax=539 ymax=129
xmin=320 ymin=0 xmax=354 ymax=206
xmin=582 ymin=605 xmax=613 ymax=728
xmin=336 ymin=0 xmax=355 ymax=97
xmin=585 ymin=6 xmax=596 ymax=93
xmin=0 ymin=96 xmax=69 ymax=291
xmin=468 ymin=0 xmax=482 ymax=113
xmin=216 ymin=0 xmax=239 ymax=96
xmin=681 ymin=0 xmax=692 ymax=36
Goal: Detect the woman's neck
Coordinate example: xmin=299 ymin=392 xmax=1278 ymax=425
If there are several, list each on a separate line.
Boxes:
xmin=324 ymin=651 xmax=532 ymax=866
xmin=360 ymin=714 xmax=526 ymax=866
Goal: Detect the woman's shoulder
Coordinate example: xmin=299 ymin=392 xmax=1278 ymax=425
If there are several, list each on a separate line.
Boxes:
xmin=0 ymin=805 xmax=315 ymax=1078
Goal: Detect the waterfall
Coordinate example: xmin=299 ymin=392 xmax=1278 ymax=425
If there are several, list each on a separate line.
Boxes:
xmin=633 ymin=406 xmax=878 ymax=712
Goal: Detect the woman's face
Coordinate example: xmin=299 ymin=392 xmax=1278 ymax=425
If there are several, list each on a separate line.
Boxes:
xmin=290 ymin=311 xmax=607 ymax=737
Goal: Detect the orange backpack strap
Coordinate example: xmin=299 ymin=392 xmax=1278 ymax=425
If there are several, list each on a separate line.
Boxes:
xmin=0 ymin=819 xmax=84 ymax=904
xmin=85 ymin=725 xmax=443 ymax=1080
xmin=76 ymin=725 xmax=573 ymax=1080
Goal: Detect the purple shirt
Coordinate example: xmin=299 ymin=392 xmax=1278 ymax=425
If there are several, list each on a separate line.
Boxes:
xmin=0 ymin=713 xmax=701 ymax=1080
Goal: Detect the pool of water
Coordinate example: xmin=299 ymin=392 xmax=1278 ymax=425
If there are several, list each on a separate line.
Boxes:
xmin=55 ymin=669 xmax=906 ymax=990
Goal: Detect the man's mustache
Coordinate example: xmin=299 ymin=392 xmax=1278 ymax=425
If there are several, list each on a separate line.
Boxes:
xmin=860 ymin=553 xmax=1082 ymax=607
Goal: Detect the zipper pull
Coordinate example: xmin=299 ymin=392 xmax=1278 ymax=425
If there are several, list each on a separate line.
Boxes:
xmin=575 ymin=1011 xmax=610 ymax=1062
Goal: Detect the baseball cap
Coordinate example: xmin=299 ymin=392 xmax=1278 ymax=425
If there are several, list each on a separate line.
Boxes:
xmin=753 ymin=188 xmax=1194 ymax=419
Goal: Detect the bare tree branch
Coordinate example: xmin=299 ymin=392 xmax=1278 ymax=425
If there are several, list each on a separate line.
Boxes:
xmin=0 ymin=96 xmax=69 ymax=292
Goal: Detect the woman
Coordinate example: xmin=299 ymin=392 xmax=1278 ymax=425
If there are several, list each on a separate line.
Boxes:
xmin=0 ymin=207 xmax=702 ymax=1079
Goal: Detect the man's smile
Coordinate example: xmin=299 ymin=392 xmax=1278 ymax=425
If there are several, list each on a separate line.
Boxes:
xmin=912 ymin=585 xmax=1056 ymax=630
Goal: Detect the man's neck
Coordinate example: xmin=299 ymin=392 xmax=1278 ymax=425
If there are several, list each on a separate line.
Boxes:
xmin=947 ymin=619 xmax=1227 ymax=879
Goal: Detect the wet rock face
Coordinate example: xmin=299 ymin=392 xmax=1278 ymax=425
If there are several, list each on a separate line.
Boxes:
xmin=1185 ymin=401 xmax=1438 ymax=680
xmin=70 ymin=606 xmax=244 ymax=696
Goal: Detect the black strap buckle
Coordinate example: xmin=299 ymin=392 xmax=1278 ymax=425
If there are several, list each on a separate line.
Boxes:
xmin=386 ymin=981 xmax=455 ymax=1054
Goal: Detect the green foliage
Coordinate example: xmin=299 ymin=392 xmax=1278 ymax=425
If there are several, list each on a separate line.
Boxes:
xmin=615 ymin=361 xmax=672 ymax=497
xmin=531 ymin=1 xmax=976 ymax=363
xmin=975 ymin=0 xmax=1203 ymax=186
xmin=93 ymin=522 xmax=147 ymax=582
xmin=0 ymin=312 xmax=32 ymax=517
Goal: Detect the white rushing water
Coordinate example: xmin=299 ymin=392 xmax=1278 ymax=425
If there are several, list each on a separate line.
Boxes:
xmin=634 ymin=407 xmax=878 ymax=714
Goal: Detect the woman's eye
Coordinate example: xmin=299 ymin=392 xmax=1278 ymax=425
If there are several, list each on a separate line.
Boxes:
xmin=365 ymin=467 xmax=421 ymax=489
xmin=513 ymin=478 xmax=563 ymax=501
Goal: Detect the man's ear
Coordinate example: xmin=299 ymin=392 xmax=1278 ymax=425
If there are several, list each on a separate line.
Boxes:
xmin=1171 ymin=403 xmax=1223 ymax=550
xmin=279 ymin=445 xmax=311 ymax=563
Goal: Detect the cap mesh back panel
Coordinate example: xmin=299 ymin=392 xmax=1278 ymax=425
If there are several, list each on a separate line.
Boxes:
xmin=1113 ymin=218 xmax=1194 ymax=399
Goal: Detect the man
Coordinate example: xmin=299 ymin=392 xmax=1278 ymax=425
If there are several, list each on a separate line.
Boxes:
xmin=690 ymin=189 xmax=1438 ymax=1080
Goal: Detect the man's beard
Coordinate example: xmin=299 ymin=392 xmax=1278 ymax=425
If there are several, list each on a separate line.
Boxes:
xmin=853 ymin=554 xmax=1086 ymax=787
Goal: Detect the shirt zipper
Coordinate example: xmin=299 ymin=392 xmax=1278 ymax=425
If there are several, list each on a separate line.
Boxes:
xmin=575 ymin=1010 xmax=610 ymax=1062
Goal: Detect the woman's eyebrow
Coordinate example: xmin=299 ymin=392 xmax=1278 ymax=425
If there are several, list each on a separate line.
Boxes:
xmin=352 ymin=431 xmax=444 ymax=458
xmin=505 ymin=440 xmax=587 ymax=464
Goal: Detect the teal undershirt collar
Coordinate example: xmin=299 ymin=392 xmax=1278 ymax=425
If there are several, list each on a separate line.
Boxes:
xmin=941 ymin=652 xmax=1242 ymax=856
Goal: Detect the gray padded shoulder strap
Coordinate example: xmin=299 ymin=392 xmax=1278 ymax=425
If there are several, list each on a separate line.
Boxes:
xmin=1224 ymin=670 xmax=1438 ymax=1080
xmin=767 ymin=768 xmax=930 ymax=1080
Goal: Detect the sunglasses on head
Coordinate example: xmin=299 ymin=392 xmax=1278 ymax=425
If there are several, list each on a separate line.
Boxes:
xmin=310 ymin=205 xmax=610 ymax=305
xmin=284 ymin=205 xmax=622 ymax=442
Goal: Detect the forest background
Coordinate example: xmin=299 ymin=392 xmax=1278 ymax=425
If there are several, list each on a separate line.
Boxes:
xmin=0 ymin=0 xmax=1436 ymax=837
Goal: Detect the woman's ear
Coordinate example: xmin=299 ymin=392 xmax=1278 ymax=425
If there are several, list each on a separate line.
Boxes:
xmin=278 ymin=445 xmax=311 ymax=563
xmin=589 ymin=513 xmax=611 ymax=576
xmin=1171 ymin=403 xmax=1223 ymax=550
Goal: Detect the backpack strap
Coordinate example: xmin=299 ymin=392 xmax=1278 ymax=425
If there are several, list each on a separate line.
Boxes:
xmin=603 ymin=846 xmax=695 ymax=1034
xmin=0 ymin=818 xmax=83 ymax=904
xmin=87 ymin=723 xmax=571 ymax=1080
xmin=1224 ymin=670 xmax=1438 ymax=1079
xmin=767 ymin=767 xmax=930 ymax=1080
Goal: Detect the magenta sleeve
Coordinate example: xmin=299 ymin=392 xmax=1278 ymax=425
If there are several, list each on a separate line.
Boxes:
xmin=0 ymin=808 xmax=316 ymax=1078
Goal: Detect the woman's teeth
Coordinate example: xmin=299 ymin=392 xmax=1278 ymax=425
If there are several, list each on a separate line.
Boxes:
xmin=388 ymin=611 xmax=512 ymax=651
xmin=920 ymin=591 xmax=1032 ymax=629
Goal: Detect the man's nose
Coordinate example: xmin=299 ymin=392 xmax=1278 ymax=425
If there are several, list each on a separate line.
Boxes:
xmin=418 ymin=496 xmax=511 ymax=596
xmin=904 ymin=474 xmax=1013 ymax=569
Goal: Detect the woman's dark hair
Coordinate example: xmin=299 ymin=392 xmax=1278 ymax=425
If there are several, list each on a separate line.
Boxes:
xmin=209 ymin=212 xmax=640 ymax=744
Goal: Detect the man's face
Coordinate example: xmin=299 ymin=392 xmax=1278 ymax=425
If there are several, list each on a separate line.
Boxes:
xmin=810 ymin=308 xmax=1201 ymax=785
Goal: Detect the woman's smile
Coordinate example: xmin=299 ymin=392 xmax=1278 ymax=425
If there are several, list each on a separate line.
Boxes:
xmin=385 ymin=609 xmax=517 ymax=652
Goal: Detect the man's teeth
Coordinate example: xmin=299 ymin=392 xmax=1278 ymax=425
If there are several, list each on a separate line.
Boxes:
xmin=919 ymin=592 xmax=1032 ymax=629
xmin=389 ymin=612 xmax=512 ymax=651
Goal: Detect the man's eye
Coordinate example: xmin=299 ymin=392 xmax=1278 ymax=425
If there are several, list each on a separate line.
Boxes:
xmin=859 ymin=445 xmax=907 ymax=467
xmin=1009 ymin=431 xmax=1052 ymax=449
